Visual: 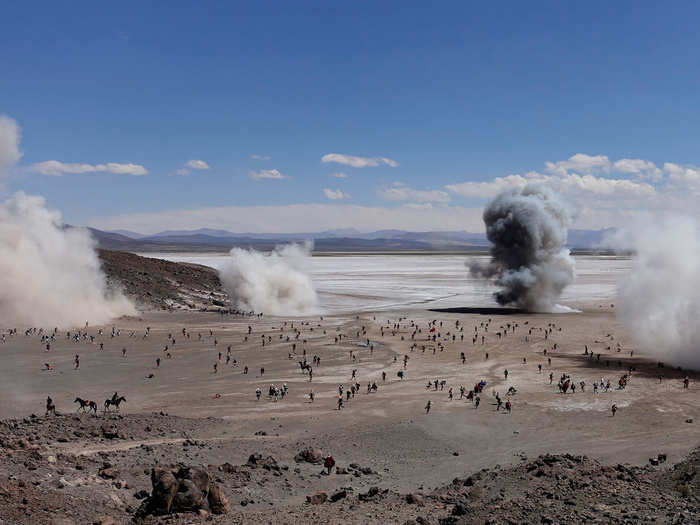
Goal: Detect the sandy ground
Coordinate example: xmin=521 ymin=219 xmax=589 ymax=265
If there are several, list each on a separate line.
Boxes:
xmin=0 ymin=303 xmax=698 ymax=522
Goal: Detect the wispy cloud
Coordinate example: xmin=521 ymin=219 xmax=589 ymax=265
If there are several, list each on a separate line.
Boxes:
xmin=331 ymin=172 xmax=348 ymax=178
xmin=175 ymin=159 xmax=210 ymax=175
xmin=251 ymin=154 xmax=271 ymax=160
xmin=321 ymin=153 xmax=398 ymax=168
xmin=379 ymin=182 xmax=451 ymax=203
xmin=250 ymin=168 xmax=287 ymax=181
xmin=30 ymin=160 xmax=147 ymax=176
xmin=545 ymin=153 xmax=610 ymax=176
xmin=323 ymin=188 xmax=350 ymax=200
xmin=186 ymin=159 xmax=209 ymax=170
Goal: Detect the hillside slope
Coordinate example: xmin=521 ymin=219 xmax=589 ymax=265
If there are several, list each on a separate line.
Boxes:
xmin=98 ymin=249 xmax=227 ymax=311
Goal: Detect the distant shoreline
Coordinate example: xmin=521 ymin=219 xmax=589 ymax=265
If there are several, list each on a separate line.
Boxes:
xmin=134 ymin=249 xmax=628 ymax=257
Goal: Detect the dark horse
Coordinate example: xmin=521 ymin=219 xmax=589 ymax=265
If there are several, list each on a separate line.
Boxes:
xmin=104 ymin=395 xmax=126 ymax=412
xmin=74 ymin=397 xmax=98 ymax=414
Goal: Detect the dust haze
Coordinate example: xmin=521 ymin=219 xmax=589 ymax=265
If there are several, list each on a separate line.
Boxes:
xmin=614 ymin=216 xmax=700 ymax=369
xmin=0 ymin=192 xmax=136 ymax=327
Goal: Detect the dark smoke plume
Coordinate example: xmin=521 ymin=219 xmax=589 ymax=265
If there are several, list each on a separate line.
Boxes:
xmin=470 ymin=185 xmax=575 ymax=312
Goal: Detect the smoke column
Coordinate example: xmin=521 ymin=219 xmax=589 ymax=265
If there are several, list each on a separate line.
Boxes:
xmin=469 ymin=185 xmax=575 ymax=312
xmin=219 ymin=242 xmax=318 ymax=316
xmin=614 ymin=216 xmax=700 ymax=369
xmin=0 ymin=192 xmax=136 ymax=327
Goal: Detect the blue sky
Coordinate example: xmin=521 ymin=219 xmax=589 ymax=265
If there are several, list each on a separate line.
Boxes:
xmin=2 ymin=1 xmax=700 ymax=233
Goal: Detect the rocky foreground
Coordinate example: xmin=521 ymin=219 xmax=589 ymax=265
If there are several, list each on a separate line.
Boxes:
xmin=0 ymin=413 xmax=696 ymax=524
xmin=98 ymin=250 xmax=227 ymax=311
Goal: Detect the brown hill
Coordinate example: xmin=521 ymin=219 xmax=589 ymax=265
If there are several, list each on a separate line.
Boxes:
xmin=98 ymin=249 xmax=228 ymax=311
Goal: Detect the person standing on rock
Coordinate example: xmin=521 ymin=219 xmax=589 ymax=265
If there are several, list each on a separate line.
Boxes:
xmin=475 ymin=395 xmax=480 ymax=409
xmin=74 ymin=354 xmax=80 ymax=369
xmin=425 ymin=400 xmax=432 ymax=414
xmin=256 ymin=388 xmax=261 ymax=400
xmin=611 ymin=403 xmax=617 ymax=417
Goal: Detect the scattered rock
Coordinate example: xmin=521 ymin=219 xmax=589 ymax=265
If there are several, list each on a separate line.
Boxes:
xmin=207 ymin=482 xmax=230 ymax=514
xmin=100 ymin=425 xmax=119 ymax=440
xmin=306 ymin=492 xmax=327 ymax=505
xmin=406 ymin=493 xmax=425 ymax=505
xmin=329 ymin=489 xmax=347 ymax=503
xmin=295 ymin=447 xmax=323 ymax=464
xmin=98 ymin=467 xmax=119 ymax=480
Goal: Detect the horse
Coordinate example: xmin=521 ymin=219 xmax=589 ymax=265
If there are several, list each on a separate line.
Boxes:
xmin=74 ymin=397 xmax=97 ymax=414
xmin=104 ymin=395 xmax=126 ymax=412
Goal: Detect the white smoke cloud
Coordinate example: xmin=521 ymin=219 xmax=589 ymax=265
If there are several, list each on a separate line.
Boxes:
xmin=219 ymin=242 xmax=318 ymax=316
xmin=0 ymin=192 xmax=136 ymax=327
xmin=614 ymin=216 xmax=700 ymax=369
xmin=469 ymin=185 xmax=576 ymax=312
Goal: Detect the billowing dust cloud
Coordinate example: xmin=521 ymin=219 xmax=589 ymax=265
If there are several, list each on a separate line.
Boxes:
xmin=469 ymin=185 xmax=575 ymax=312
xmin=219 ymin=242 xmax=318 ymax=316
xmin=614 ymin=216 xmax=700 ymax=369
xmin=0 ymin=192 xmax=136 ymax=327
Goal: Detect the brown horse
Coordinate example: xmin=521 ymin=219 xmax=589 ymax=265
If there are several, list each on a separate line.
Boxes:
xmin=74 ymin=397 xmax=98 ymax=414
xmin=104 ymin=395 xmax=126 ymax=412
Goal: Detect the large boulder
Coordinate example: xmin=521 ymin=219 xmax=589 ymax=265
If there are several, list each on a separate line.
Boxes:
xmin=136 ymin=465 xmax=229 ymax=518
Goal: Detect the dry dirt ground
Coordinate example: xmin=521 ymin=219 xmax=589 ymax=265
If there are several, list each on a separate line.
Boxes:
xmin=0 ymin=305 xmax=698 ymax=524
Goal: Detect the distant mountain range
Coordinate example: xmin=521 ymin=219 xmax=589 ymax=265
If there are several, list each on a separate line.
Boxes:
xmin=83 ymin=227 xmax=616 ymax=253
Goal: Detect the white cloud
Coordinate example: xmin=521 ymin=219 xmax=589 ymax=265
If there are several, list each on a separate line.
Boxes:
xmin=321 ymin=153 xmax=398 ymax=168
xmin=251 ymin=154 xmax=271 ymax=160
xmin=379 ymin=182 xmax=451 ymax=203
xmin=175 ymin=159 xmax=210 ymax=175
xmin=0 ymin=115 xmax=22 ymax=184
xmin=30 ymin=160 xmax=147 ymax=176
xmin=185 ymin=159 xmax=210 ymax=170
xmin=664 ymin=162 xmax=700 ymax=192
xmin=545 ymin=153 xmax=611 ymax=176
xmin=446 ymin=174 xmax=536 ymax=198
xmin=557 ymin=172 xmax=655 ymax=197
xmin=331 ymin=172 xmax=348 ymax=178
xmin=613 ymin=158 xmax=662 ymax=180
xmin=250 ymin=168 xmax=287 ymax=181
xmin=90 ymin=203 xmax=485 ymax=234
xmin=323 ymin=188 xmax=350 ymax=200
